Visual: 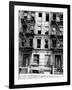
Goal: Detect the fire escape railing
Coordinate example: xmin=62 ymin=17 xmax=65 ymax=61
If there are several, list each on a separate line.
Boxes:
xmin=51 ymin=20 xmax=63 ymax=46
xmin=20 ymin=16 xmax=35 ymax=49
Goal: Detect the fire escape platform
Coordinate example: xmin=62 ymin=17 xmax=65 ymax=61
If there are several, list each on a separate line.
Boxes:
xmin=50 ymin=35 xmax=63 ymax=39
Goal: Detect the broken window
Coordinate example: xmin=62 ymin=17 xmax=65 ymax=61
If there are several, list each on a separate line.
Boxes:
xmin=37 ymin=39 xmax=41 ymax=48
xmin=34 ymin=54 xmax=39 ymax=64
xmin=46 ymin=14 xmax=49 ymax=21
xmin=45 ymin=39 xmax=48 ymax=48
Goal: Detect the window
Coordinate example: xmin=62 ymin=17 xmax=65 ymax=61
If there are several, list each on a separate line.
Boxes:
xmin=21 ymin=18 xmax=24 ymax=24
xmin=52 ymin=39 xmax=56 ymax=48
xmin=22 ymin=41 xmax=24 ymax=46
xmin=23 ymin=54 xmax=29 ymax=67
xmin=57 ymin=39 xmax=63 ymax=48
xmin=34 ymin=54 xmax=39 ymax=64
xmin=56 ymin=15 xmax=60 ymax=22
xmin=46 ymin=14 xmax=49 ymax=21
xmin=38 ymin=26 xmax=41 ymax=30
xmin=24 ymin=11 xmax=28 ymax=13
xmin=24 ymin=16 xmax=27 ymax=19
xmin=31 ymin=12 xmax=35 ymax=17
xmin=19 ymin=32 xmax=24 ymax=38
xmin=37 ymin=26 xmax=41 ymax=34
xmin=24 ymin=11 xmax=28 ymax=16
xmin=37 ymin=39 xmax=41 ymax=48
xmin=55 ymin=55 xmax=62 ymax=69
xmin=30 ymin=30 xmax=33 ymax=33
xmin=45 ymin=55 xmax=51 ymax=67
xmin=30 ymin=25 xmax=34 ymax=30
xmin=52 ymin=27 xmax=56 ymax=35
xmin=45 ymin=39 xmax=48 ymax=48
xmin=60 ymin=14 xmax=63 ymax=20
xmin=53 ymin=13 xmax=56 ymax=20
xmin=45 ymin=26 xmax=49 ymax=35
xmin=29 ymin=39 xmax=33 ymax=47
xmin=60 ymin=27 xmax=63 ymax=31
xmin=45 ymin=31 xmax=49 ymax=35
xmin=39 ymin=13 xmax=42 ymax=17
xmin=38 ymin=31 xmax=41 ymax=34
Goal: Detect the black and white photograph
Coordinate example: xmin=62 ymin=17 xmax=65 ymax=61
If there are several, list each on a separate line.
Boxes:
xmin=19 ymin=11 xmax=63 ymax=75
xmin=9 ymin=1 xmax=70 ymax=88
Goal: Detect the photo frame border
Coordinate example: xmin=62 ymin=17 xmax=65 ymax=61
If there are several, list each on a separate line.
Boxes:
xmin=9 ymin=1 xmax=70 ymax=89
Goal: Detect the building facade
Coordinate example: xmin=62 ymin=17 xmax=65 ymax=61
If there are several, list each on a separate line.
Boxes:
xmin=19 ymin=11 xmax=63 ymax=74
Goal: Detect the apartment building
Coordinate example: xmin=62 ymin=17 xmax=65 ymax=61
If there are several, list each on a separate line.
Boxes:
xmin=19 ymin=11 xmax=63 ymax=74
xmin=50 ymin=12 xmax=63 ymax=74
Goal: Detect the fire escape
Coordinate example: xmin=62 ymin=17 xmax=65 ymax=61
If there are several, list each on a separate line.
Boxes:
xmin=19 ymin=12 xmax=35 ymax=73
xmin=50 ymin=14 xmax=63 ymax=52
xmin=19 ymin=14 xmax=35 ymax=53
xmin=50 ymin=13 xmax=63 ymax=73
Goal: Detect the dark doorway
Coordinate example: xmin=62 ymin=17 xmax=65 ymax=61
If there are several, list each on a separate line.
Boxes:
xmin=55 ymin=55 xmax=62 ymax=69
xmin=23 ymin=54 xmax=30 ymax=67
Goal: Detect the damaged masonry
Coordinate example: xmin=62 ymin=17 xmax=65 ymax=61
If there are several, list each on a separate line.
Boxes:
xmin=19 ymin=11 xmax=63 ymax=75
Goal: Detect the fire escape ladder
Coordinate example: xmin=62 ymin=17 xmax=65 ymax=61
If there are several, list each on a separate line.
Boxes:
xmin=54 ymin=21 xmax=63 ymax=46
xmin=22 ymin=18 xmax=33 ymax=48
xmin=55 ymin=21 xmax=62 ymax=35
